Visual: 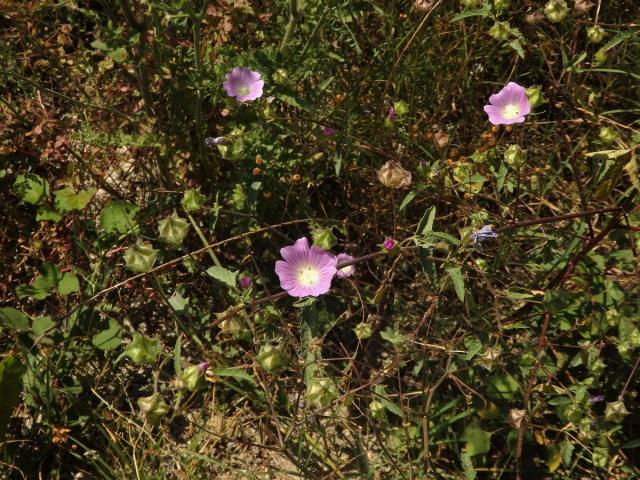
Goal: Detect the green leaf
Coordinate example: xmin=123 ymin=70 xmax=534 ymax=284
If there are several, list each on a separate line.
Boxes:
xmin=90 ymin=39 xmax=109 ymax=51
xmin=213 ymin=367 xmax=257 ymax=386
xmin=461 ymin=451 xmax=477 ymax=480
xmin=13 ymin=174 xmax=49 ymax=205
xmin=451 ymin=7 xmax=490 ymax=22
xmin=206 ymin=266 xmax=238 ymax=288
xmin=92 ymin=319 xmax=123 ymax=351
xmin=57 ymin=272 xmax=80 ymax=295
xmin=100 ymin=201 xmax=140 ymax=234
xmin=486 ymin=373 xmax=519 ymax=400
xmin=16 ymin=263 xmax=62 ymax=300
xmin=416 ymin=206 xmax=436 ymax=236
xmin=462 ymin=422 xmax=492 ymax=456
xmin=36 ymin=207 xmax=63 ymax=222
xmin=399 ymin=190 xmax=418 ymax=212
xmin=54 ymin=186 xmax=96 ymax=213
xmin=108 ymin=47 xmax=127 ymax=63
xmin=0 ymin=356 xmax=26 ymax=439
xmin=31 ymin=316 xmax=55 ymax=337
xmin=447 ymin=266 xmax=465 ymax=302
xmin=464 ymin=336 xmax=483 ymax=361
xmin=0 ymin=307 xmax=30 ymax=332
xmin=508 ymin=39 xmax=525 ymax=59
xmin=168 ymin=290 xmax=189 ymax=312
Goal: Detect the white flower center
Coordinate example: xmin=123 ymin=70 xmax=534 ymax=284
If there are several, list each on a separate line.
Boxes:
xmin=502 ymin=104 xmax=520 ymax=119
xmin=237 ymin=84 xmax=250 ymax=96
xmin=297 ymin=264 xmax=320 ymax=287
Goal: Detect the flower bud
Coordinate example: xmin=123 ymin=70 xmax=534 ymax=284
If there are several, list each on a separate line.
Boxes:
xmin=123 ymin=241 xmax=158 ymax=273
xmin=138 ymin=394 xmax=169 ymax=425
xmin=574 ymin=0 xmax=594 ymax=14
xmin=272 ymin=68 xmax=288 ymax=85
xmin=594 ymin=49 xmax=607 ymax=64
xmin=181 ymin=364 xmax=205 ymax=391
xmin=158 ymin=211 xmax=190 ymax=246
xmin=122 ymin=333 xmax=161 ymax=364
xmin=312 ymin=226 xmax=337 ymax=250
xmin=376 ymin=161 xmax=411 ymax=189
xmin=526 ymin=85 xmax=544 ymax=107
xmin=382 ymin=237 xmax=396 ymax=251
xmin=370 ymin=400 xmax=386 ymax=419
xmin=353 ymin=322 xmax=373 ymax=340
xmin=605 ymin=400 xmax=630 ymax=423
xmin=493 ymin=0 xmax=509 ymax=13
xmin=306 ymin=377 xmax=338 ymax=409
xmin=504 ymin=144 xmax=525 ymax=168
xmin=599 ymin=127 xmax=617 ymax=144
xmin=393 ymin=100 xmax=409 ymax=117
xmin=181 ymin=188 xmax=206 ymax=212
xmin=461 ymin=0 xmax=482 ymax=6
xmin=489 ymin=21 xmax=511 ymax=42
xmin=257 ymin=343 xmax=288 ymax=372
xmin=587 ymin=25 xmax=606 ymax=44
xmin=434 ymin=130 xmax=450 ymax=148
xmin=544 ymin=0 xmax=568 ymax=23
xmin=477 ymin=347 xmax=501 ymax=370
xmin=507 ymin=409 xmax=526 ymax=429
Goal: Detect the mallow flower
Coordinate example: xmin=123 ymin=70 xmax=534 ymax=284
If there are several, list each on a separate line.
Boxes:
xmin=223 ymin=67 xmax=264 ymax=102
xmin=275 ymin=237 xmax=337 ymax=297
xmin=483 ymin=82 xmax=531 ymax=125
xmin=335 ymin=253 xmax=355 ymax=278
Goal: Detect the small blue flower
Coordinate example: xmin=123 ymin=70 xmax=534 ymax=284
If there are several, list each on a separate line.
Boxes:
xmin=471 ymin=225 xmax=499 ymax=250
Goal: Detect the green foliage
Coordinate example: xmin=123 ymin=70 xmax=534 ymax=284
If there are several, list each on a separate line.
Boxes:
xmin=0 ymin=356 xmax=25 ymax=439
xmin=100 ymin=201 xmax=140 ymax=234
xmin=13 ymin=174 xmax=49 ymax=205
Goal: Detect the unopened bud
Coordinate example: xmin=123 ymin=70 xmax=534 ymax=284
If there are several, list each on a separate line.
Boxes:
xmin=587 ymin=25 xmax=606 ymax=44
xmin=544 ymin=0 xmax=569 ymax=23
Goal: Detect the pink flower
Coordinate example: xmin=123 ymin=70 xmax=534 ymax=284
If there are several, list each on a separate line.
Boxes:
xmin=275 ymin=237 xmax=337 ymax=297
xmin=383 ymin=237 xmax=396 ymax=250
xmin=239 ymin=276 xmax=252 ymax=288
xmin=483 ymin=82 xmax=531 ymax=125
xmin=322 ymin=126 xmax=335 ymax=136
xmin=335 ymin=253 xmax=355 ymax=278
xmin=223 ymin=67 xmax=264 ymax=102
xmin=387 ymin=107 xmax=397 ymax=121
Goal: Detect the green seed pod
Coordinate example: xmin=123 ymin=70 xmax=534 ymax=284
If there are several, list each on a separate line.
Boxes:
xmin=605 ymin=400 xmax=630 ymax=423
xmin=123 ymin=333 xmax=161 ymax=364
xmin=181 ymin=188 xmax=207 ymax=213
xmin=257 ymin=343 xmax=288 ymax=373
xmin=370 ymin=400 xmax=386 ymax=419
xmin=158 ymin=211 xmax=190 ymax=246
xmin=504 ymin=144 xmax=525 ymax=168
xmin=594 ymin=49 xmax=607 ymax=64
xmin=353 ymin=322 xmax=373 ymax=340
xmin=138 ymin=394 xmax=169 ymax=425
xmin=123 ymin=241 xmax=158 ymax=273
xmin=306 ymin=377 xmax=338 ymax=409
xmin=272 ymin=68 xmax=288 ymax=85
xmin=526 ymin=85 xmax=544 ymax=108
xmin=493 ymin=0 xmax=509 ymax=13
xmin=477 ymin=347 xmax=501 ymax=370
xmin=587 ymin=25 xmax=606 ymax=44
xmin=599 ymin=127 xmax=617 ymax=144
xmin=461 ymin=0 xmax=482 ymax=6
xmin=489 ymin=21 xmax=512 ymax=42
xmin=393 ymin=100 xmax=410 ymax=117
xmin=180 ymin=364 xmax=205 ymax=391
xmin=312 ymin=226 xmax=337 ymax=250
xmin=544 ymin=0 xmax=568 ymax=23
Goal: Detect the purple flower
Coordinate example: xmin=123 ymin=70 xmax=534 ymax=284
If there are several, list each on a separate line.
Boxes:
xmin=198 ymin=361 xmax=208 ymax=373
xmin=383 ymin=237 xmax=396 ymax=250
xmin=471 ymin=225 xmax=499 ymax=250
xmin=387 ymin=107 xmax=397 ymax=121
xmin=589 ymin=394 xmax=605 ymax=404
xmin=335 ymin=253 xmax=355 ymax=278
xmin=239 ymin=276 xmax=252 ymax=288
xmin=275 ymin=237 xmax=337 ymax=297
xmin=322 ymin=126 xmax=335 ymax=137
xmin=223 ymin=67 xmax=264 ymax=102
xmin=483 ymin=82 xmax=531 ymax=125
